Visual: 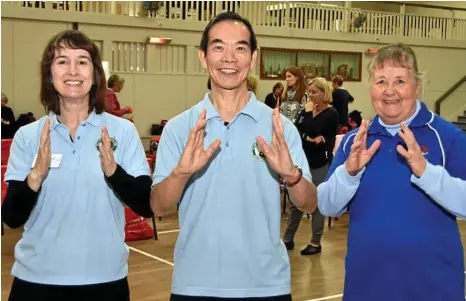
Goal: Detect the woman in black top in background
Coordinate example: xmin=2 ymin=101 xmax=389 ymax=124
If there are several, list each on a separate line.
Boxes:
xmin=282 ymin=77 xmax=339 ymax=256
xmin=264 ymin=82 xmax=284 ymax=109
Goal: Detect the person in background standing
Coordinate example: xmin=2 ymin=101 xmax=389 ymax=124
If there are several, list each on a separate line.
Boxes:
xmin=282 ymin=77 xmax=339 ymax=255
xmin=280 ymin=66 xmax=309 ymax=124
xmin=1 ymin=93 xmax=17 ymax=139
xmin=331 ymin=75 xmax=354 ymax=130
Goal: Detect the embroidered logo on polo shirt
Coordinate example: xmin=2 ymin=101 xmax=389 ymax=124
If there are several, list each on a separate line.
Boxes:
xmin=252 ymin=142 xmax=266 ymax=160
xmin=96 ymin=137 xmax=118 ymax=152
xmin=420 ymin=145 xmax=428 ymax=156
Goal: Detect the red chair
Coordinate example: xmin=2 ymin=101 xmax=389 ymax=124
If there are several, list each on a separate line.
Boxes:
xmin=1 ymin=139 xmax=13 ymax=165
xmin=151 ymin=136 xmax=161 ymax=143
xmin=146 ymin=157 xmax=154 ymax=173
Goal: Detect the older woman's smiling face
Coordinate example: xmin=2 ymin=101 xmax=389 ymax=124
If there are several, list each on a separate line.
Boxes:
xmin=370 ymin=63 xmax=421 ymax=125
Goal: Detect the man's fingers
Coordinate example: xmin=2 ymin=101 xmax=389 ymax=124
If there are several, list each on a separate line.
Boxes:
xmin=272 ymin=109 xmax=285 ymax=147
xmin=205 ymin=139 xmax=221 ymax=157
xmin=194 ymin=119 xmax=208 ymax=149
xmin=198 ymin=109 xmax=207 ymax=122
xmin=194 ymin=128 xmax=205 ymax=151
xmin=187 ymin=125 xmax=199 ymax=148
xmin=271 ymin=133 xmax=279 ymax=151
xmin=186 ymin=110 xmax=206 ymax=147
xmin=274 ymin=108 xmax=285 ymax=136
xmin=188 ymin=116 xmax=207 ymax=149
xmin=256 ymin=136 xmax=272 ymax=157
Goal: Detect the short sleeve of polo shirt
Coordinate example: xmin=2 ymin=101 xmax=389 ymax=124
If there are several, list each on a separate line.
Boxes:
xmin=120 ymin=122 xmax=151 ymax=178
xmin=5 ymin=123 xmax=38 ymax=183
xmin=152 ymin=119 xmax=185 ymax=186
xmin=282 ymin=115 xmax=312 ymax=183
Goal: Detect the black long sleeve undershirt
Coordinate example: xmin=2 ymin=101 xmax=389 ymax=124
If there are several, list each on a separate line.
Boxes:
xmin=2 ymin=178 xmax=39 ymax=229
xmin=105 ymin=164 xmax=154 ymax=218
xmin=2 ymin=165 xmax=153 ymax=229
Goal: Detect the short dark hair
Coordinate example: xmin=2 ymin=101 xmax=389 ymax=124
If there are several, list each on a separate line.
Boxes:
xmin=199 ymin=11 xmax=257 ymax=55
xmin=40 ymin=29 xmax=107 ymax=115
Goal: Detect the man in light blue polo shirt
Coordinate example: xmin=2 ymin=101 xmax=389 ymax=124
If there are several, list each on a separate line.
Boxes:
xmin=151 ymin=12 xmax=318 ymax=301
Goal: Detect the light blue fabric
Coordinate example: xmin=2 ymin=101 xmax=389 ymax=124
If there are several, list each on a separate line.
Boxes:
xmin=5 ymin=111 xmax=150 ymax=285
xmin=153 ymin=92 xmax=312 ymax=298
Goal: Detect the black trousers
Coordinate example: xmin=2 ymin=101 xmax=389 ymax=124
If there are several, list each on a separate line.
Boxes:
xmin=8 ymin=277 xmax=130 ymax=301
xmin=170 ymin=294 xmax=292 ymax=301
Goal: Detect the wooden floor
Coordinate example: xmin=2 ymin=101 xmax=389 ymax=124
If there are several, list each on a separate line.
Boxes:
xmin=2 ymin=213 xmax=466 ymax=301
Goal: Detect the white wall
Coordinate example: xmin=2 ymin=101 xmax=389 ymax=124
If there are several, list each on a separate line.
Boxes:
xmin=2 ymin=4 xmax=466 ymax=137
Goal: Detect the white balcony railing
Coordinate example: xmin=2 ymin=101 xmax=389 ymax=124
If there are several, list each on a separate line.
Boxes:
xmin=5 ymin=1 xmax=466 ymax=41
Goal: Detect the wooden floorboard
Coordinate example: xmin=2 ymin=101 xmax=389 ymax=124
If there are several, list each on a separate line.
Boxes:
xmin=2 ymin=213 xmax=466 ymax=301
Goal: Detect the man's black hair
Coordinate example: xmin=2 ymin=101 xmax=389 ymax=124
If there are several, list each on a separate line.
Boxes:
xmin=200 ymin=11 xmax=257 ymax=55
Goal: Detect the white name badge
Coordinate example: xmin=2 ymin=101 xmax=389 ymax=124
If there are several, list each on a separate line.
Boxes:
xmin=31 ymin=153 xmax=63 ymax=168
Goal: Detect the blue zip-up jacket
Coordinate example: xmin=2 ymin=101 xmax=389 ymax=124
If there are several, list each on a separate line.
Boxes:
xmin=318 ymin=101 xmax=466 ymax=301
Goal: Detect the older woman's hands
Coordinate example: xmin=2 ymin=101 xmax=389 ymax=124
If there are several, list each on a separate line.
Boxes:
xmin=346 ymin=120 xmax=381 ymax=176
xmin=396 ymin=123 xmax=427 ymax=178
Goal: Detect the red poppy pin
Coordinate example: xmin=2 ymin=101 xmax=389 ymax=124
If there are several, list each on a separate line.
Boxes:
xmin=420 ymin=145 xmax=428 ymax=155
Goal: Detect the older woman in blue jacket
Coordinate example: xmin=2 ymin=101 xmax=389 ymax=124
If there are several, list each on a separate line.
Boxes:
xmin=318 ymin=43 xmax=466 ymax=301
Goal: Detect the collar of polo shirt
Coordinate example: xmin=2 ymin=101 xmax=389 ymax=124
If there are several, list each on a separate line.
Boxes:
xmin=202 ymin=92 xmax=262 ymax=123
xmin=48 ymin=110 xmax=102 ymax=130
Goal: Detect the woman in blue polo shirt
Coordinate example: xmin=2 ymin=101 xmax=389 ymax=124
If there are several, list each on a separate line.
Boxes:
xmin=2 ymin=30 xmax=152 ymax=301
xmin=318 ymin=43 xmax=466 ymax=300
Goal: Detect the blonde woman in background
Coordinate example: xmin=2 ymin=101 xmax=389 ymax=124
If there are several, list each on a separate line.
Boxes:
xmin=279 ymin=66 xmax=309 ymax=123
xmin=282 ymin=77 xmax=339 ymax=255
xmin=247 ymin=76 xmax=258 ymax=95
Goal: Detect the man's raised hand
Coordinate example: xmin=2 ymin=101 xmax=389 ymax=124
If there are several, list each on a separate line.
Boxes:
xmin=174 ymin=109 xmax=221 ymax=178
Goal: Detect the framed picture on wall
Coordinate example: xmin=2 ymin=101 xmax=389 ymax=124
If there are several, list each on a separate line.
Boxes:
xmin=260 ymin=47 xmax=362 ymax=81
xmin=329 ymin=52 xmax=362 ymax=81
xmin=261 ymin=48 xmax=297 ymax=78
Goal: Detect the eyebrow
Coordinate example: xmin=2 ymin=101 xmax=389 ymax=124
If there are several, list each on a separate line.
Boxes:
xmin=54 ymin=55 xmax=91 ymax=61
xmin=209 ymin=38 xmax=250 ymax=47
